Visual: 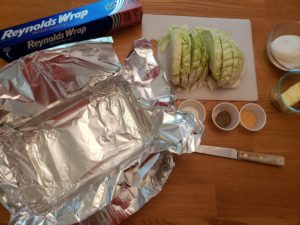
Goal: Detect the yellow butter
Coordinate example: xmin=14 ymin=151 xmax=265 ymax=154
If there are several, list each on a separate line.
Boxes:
xmin=281 ymin=82 xmax=300 ymax=107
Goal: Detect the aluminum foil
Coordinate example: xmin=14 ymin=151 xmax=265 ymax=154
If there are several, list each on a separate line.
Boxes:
xmin=0 ymin=37 xmax=204 ymax=225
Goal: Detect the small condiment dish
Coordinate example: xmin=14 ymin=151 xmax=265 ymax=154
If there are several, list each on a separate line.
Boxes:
xmin=240 ymin=103 xmax=266 ymax=131
xmin=179 ymin=99 xmax=206 ymax=123
xmin=212 ymin=102 xmax=240 ymax=131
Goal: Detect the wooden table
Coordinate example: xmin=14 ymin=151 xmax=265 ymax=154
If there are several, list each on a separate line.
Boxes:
xmin=1 ymin=1 xmax=300 ymax=225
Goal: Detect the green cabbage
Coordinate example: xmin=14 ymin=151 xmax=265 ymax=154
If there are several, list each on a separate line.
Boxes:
xmin=218 ymin=31 xmax=234 ymax=87
xmin=189 ymin=28 xmax=209 ymax=90
xmin=159 ymin=25 xmax=191 ymax=89
xmin=159 ymin=25 xmax=245 ymax=91
xmin=200 ymin=28 xmax=223 ymax=81
xmin=179 ymin=26 xmax=191 ymax=90
xmin=222 ymin=39 xmax=245 ymax=88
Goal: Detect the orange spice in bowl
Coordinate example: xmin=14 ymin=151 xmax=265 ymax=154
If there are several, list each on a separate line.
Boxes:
xmin=240 ymin=110 xmax=257 ymax=129
xmin=239 ymin=103 xmax=266 ymax=131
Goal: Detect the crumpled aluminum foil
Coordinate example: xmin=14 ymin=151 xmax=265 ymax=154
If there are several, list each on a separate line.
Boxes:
xmin=0 ymin=37 xmax=204 ymax=225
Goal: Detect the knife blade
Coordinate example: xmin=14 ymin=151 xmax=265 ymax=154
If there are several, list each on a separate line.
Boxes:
xmin=195 ymin=145 xmax=285 ymax=167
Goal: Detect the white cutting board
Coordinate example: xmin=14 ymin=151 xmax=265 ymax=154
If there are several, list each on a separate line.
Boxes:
xmin=142 ymin=14 xmax=258 ymax=101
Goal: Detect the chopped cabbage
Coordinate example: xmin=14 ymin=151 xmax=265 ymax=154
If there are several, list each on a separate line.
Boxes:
xmin=159 ymin=25 xmax=245 ymax=91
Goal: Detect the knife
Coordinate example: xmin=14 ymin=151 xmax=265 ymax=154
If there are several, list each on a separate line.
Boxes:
xmin=195 ymin=145 xmax=285 ymax=167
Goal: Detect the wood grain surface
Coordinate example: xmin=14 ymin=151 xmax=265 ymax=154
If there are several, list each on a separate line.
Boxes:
xmin=0 ymin=0 xmax=300 ymax=225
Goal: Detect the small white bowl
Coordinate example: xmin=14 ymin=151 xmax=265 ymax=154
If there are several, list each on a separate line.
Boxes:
xmin=212 ymin=102 xmax=240 ymax=131
xmin=240 ymin=103 xmax=266 ymax=131
xmin=179 ymin=99 xmax=206 ymax=123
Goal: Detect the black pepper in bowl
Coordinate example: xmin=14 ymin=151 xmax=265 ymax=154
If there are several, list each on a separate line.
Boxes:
xmin=215 ymin=110 xmax=231 ymax=128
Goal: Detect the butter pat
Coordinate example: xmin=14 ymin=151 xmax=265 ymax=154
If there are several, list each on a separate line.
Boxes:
xmin=281 ymin=82 xmax=300 ymax=107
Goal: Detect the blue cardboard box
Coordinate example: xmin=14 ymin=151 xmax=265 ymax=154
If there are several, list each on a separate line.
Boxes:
xmin=0 ymin=0 xmax=142 ymax=62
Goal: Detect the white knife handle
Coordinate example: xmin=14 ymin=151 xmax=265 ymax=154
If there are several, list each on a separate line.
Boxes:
xmin=237 ymin=151 xmax=285 ymax=167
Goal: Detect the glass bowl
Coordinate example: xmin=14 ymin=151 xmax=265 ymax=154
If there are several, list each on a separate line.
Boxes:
xmin=270 ymin=71 xmax=300 ymax=113
xmin=266 ymin=21 xmax=300 ymax=71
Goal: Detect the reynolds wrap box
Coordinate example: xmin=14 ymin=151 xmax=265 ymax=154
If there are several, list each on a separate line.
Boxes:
xmin=0 ymin=0 xmax=142 ymax=62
